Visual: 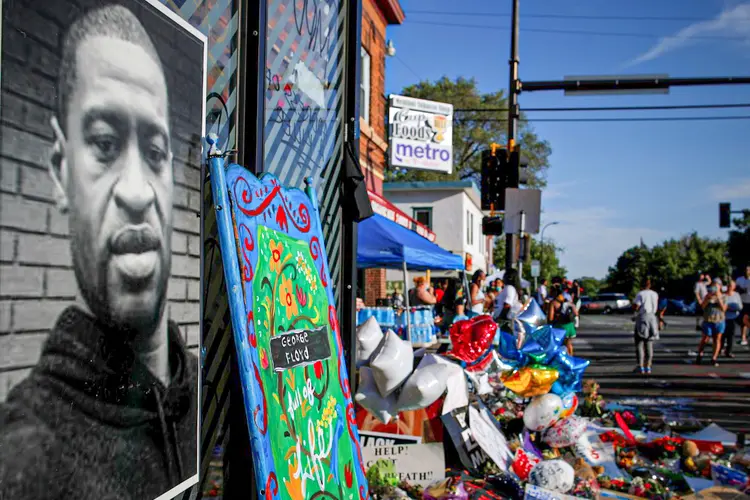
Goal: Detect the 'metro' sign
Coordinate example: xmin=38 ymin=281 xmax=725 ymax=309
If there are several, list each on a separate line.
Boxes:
xmin=389 ymin=95 xmax=453 ymax=174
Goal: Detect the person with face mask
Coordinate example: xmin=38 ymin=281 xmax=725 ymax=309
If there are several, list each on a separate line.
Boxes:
xmin=696 ymin=278 xmax=727 ymax=367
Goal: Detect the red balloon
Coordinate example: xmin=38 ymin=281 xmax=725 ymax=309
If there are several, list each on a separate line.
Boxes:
xmin=448 ymin=316 xmax=498 ymax=364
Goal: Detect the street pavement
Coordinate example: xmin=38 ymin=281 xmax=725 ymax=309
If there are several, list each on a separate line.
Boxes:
xmin=576 ymin=314 xmax=750 ymax=434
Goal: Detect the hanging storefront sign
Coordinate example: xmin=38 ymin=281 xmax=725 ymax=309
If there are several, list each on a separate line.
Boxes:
xmin=368 ymin=191 xmax=437 ymax=242
xmin=0 ymin=1 xmax=206 ymax=499
xmin=389 ymin=95 xmax=454 ymax=174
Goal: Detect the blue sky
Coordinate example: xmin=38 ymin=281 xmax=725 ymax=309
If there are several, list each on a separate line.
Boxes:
xmin=384 ymin=0 xmax=750 ymax=279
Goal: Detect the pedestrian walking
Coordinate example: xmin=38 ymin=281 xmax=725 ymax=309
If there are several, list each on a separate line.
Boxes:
xmin=736 ymin=265 xmax=750 ymax=346
xmin=469 ymin=270 xmax=487 ymax=315
xmin=633 ymin=278 xmax=659 ymax=375
xmin=572 ymin=280 xmax=583 ymax=328
xmin=548 ymin=279 xmax=578 ymax=356
xmin=696 ymin=279 xmax=727 ymax=367
xmin=694 ymin=273 xmax=709 ymax=331
xmin=723 ymin=279 xmax=743 ymax=358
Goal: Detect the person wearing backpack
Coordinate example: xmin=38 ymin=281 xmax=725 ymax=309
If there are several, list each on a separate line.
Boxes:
xmin=548 ymin=285 xmax=578 ymax=355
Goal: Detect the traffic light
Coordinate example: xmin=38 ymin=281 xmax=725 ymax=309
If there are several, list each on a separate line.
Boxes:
xmin=719 ymin=203 xmax=731 ymax=228
xmin=482 ymin=216 xmax=503 ymax=235
xmin=481 ymin=147 xmax=507 ymax=211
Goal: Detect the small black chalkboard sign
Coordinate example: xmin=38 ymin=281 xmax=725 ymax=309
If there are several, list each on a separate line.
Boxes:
xmin=270 ymin=326 xmax=331 ymax=372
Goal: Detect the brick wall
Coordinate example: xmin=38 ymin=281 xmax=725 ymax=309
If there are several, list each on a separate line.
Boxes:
xmin=0 ymin=0 xmax=204 ymax=401
xmin=360 ymin=0 xmax=388 ymax=193
xmin=364 ymin=268 xmax=386 ymax=306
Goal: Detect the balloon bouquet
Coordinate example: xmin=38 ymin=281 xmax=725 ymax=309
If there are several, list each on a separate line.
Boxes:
xmin=445 ymin=299 xmax=592 ymax=494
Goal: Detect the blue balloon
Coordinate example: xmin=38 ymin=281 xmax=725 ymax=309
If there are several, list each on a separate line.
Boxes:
xmin=526 ymin=325 xmax=566 ymax=364
xmin=497 ymin=330 xmax=527 ymax=364
xmin=549 ymin=350 xmax=589 ymax=393
xmin=517 ymin=298 xmax=546 ymax=329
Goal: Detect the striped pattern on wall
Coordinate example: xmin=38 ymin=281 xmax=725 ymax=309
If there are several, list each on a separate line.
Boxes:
xmin=159 ymin=0 xmax=240 ymax=499
xmin=263 ymin=0 xmax=348 ymax=306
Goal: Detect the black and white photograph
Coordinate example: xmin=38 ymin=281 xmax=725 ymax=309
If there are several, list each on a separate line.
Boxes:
xmin=0 ymin=0 xmax=206 ymax=498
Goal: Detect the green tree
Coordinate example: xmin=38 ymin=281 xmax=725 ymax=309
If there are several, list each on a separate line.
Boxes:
xmin=728 ymin=210 xmax=750 ymax=274
xmin=493 ymin=236 xmax=566 ymax=284
xmin=386 ymin=77 xmax=551 ymax=186
xmin=604 ymin=233 xmax=730 ymax=299
xmin=577 ymin=277 xmax=604 ymax=297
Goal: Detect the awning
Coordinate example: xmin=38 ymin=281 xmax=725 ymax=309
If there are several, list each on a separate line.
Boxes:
xmin=357 ymin=214 xmax=464 ymax=271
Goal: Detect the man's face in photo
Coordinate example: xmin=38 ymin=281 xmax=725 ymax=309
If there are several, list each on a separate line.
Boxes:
xmin=59 ymin=35 xmax=173 ymax=336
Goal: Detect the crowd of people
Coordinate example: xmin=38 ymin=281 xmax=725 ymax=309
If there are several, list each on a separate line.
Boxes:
xmin=629 ymin=265 xmax=750 ymax=375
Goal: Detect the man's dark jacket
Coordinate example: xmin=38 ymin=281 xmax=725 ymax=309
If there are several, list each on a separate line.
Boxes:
xmin=0 ymin=306 xmax=198 ymax=499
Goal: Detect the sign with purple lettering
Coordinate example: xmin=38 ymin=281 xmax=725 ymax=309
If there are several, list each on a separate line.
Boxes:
xmin=389 ymin=95 xmax=454 ymax=174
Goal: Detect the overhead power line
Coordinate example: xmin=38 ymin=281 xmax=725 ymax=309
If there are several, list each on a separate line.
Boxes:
xmin=454 ymin=103 xmax=750 ymax=113
xmin=516 ymin=115 xmax=750 ymax=123
xmin=408 ymin=10 xmax=706 ymax=22
xmin=405 ymin=20 xmax=746 ymax=41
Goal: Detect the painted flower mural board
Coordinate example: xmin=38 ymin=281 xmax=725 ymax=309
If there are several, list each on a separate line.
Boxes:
xmin=214 ymin=163 xmax=367 ymax=500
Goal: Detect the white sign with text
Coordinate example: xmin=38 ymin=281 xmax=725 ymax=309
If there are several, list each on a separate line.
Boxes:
xmin=468 ymin=406 xmax=512 ymax=471
xmin=389 ymin=95 xmax=453 ymax=174
xmin=362 ymin=443 xmax=446 ymax=487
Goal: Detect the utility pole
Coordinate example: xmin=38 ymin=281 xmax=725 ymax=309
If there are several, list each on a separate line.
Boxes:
xmin=505 ymin=0 xmax=520 ymax=273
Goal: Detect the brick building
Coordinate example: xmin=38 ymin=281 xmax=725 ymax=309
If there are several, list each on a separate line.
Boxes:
xmin=0 ymin=0 xmax=203 ymax=401
xmin=359 ymin=0 xmax=404 ymax=305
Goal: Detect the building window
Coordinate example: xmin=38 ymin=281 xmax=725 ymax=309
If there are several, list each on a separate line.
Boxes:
xmin=360 ymin=46 xmax=371 ymax=123
xmin=412 ymin=207 xmax=432 ymax=229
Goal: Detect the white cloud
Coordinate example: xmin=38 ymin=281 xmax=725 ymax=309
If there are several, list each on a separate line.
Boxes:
xmin=541 ymin=207 xmax=669 ymax=279
xmin=709 ymin=177 xmax=750 ymax=201
xmin=626 ymin=3 xmax=750 ymax=67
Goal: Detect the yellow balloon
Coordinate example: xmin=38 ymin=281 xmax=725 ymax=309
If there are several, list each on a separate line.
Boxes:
xmin=501 ymin=366 xmax=559 ymax=397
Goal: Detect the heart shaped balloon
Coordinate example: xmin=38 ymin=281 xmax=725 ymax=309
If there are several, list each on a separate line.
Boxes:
xmin=448 ymin=315 xmax=497 ymax=364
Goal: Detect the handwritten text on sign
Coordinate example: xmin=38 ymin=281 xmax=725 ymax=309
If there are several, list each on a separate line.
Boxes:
xmin=270 ymin=326 xmax=331 ymax=371
xmin=362 ymin=444 xmax=445 ymax=487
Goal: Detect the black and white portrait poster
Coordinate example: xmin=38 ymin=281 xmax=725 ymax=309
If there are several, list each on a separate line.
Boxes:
xmin=0 ymin=0 xmax=206 ymax=499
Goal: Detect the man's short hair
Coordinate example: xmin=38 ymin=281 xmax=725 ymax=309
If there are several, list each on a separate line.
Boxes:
xmin=57 ymin=4 xmax=163 ymax=132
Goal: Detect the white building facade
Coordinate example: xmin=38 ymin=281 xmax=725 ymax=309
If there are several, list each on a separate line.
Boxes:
xmin=383 ymin=181 xmax=493 ymax=277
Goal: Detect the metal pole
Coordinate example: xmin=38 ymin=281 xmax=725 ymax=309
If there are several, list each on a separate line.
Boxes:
xmin=403 ymin=261 xmax=411 ymax=343
xmin=505 ymin=0 xmax=520 ymax=274
xmin=518 ymin=210 xmax=525 ymax=288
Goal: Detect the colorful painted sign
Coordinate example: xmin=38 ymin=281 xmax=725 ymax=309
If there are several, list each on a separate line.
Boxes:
xmin=389 ymin=95 xmax=454 ymax=174
xmin=210 ymin=154 xmax=367 ymax=500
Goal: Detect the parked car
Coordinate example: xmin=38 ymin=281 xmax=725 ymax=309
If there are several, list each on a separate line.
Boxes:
xmin=579 ymin=293 xmax=631 ymax=314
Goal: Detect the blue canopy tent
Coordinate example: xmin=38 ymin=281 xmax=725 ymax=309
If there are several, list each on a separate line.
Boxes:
xmin=357 ymin=214 xmax=464 ymax=270
xmin=357 ymin=214 xmax=465 ymax=342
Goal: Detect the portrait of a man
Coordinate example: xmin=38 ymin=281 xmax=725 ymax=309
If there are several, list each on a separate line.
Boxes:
xmin=0 ymin=1 xmax=205 ymax=498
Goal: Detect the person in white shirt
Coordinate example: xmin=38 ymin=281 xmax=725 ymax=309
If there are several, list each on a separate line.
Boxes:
xmin=493 ymin=269 xmax=522 ymax=322
xmin=536 ymin=279 xmax=548 ymax=305
xmin=633 ymin=277 xmax=659 ymax=375
xmin=736 ymin=265 xmax=750 ymax=346
xmin=694 ymin=273 xmax=709 ymax=331
xmin=723 ymin=279 xmax=744 ymax=358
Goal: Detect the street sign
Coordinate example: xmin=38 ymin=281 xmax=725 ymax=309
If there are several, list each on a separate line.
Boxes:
xmin=563 ymin=74 xmax=670 ymax=96
xmin=531 ymin=260 xmax=540 ymax=277
xmin=504 ymin=188 xmax=542 ymax=234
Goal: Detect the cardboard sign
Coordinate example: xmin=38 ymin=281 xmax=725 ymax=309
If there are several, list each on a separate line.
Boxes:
xmin=524 ymin=484 xmax=579 ymax=500
xmin=468 ymin=406 xmax=512 ymax=471
xmin=362 ymin=443 xmax=445 ymax=487
xmin=359 ymin=430 xmax=421 ymax=448
xmin=442 ymin=403 xmax=501 ymax=473
xmin=269 ymin=326 xmax=331 ymax=371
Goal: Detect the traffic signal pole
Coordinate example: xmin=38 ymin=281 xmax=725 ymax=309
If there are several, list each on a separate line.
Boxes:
xmin=505 ymin=0 xmax=520 ymax=273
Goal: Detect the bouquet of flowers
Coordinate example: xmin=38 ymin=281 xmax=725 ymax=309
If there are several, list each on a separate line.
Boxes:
xmin=627 ymin=476 xmax=672 ymax=500
xmin=581 ymin=380 xmax=606 ymax=418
